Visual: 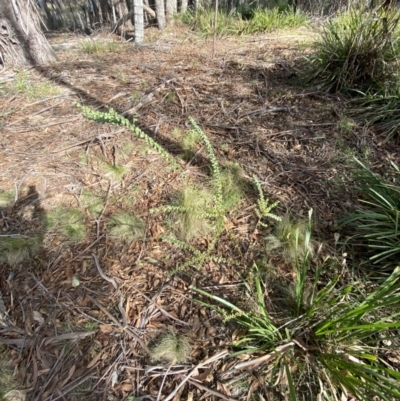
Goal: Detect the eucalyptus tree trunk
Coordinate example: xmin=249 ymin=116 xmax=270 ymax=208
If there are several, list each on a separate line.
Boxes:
xmin=180 ymin=0 xmax=189 ymax=13
xmin=37 ymin=0 xmax=55 ymax=29
xmin=0 ymin=0 xmax=56 ymax=68
xmin=155 ymin=0 xmax=166 ymax=29
xmin=165 ymin=0 xmax=177 ymax=22
xmin=99 ymin=0 xmax=112 ymax=22
xmin=133 ymin=0 xmax=144 ymax=42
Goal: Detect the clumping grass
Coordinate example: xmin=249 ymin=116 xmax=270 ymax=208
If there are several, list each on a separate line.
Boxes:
xmin=47 ymin=207 xmax=86 ymax=242
xmin=169 ymin=185 xmax=215 ymax=241
xmin=80 ymin=190 xmax=104 ymax=218
xmin=80 ymin=39 xmax=117 ymax=54
xmin=349 ymin=90 xmax=400 ymax=140
xmin=243 ymin=7 xmax=308 ymax=34
xmin=179 ymin=8 xmax=246 ymax=37
xmin=150 ymin=333 xmax=192 ymax=364
xmin=305 ymin=6 xmax=400 ymax=94
xmin=179 ymin=128 xmax=203 ymax=161
xmin=266 ymin=214 xmax=314 ymax=262
xmin=107 ymin=212 xmax=145 ymax=242
xmin=179 ymin=7 xmax=307 ymax=38
xmin=195 ymin=238 xmax=400 ymax=400
xmin=341 ymin=158 xmax=400 ymax=269
xmin=10 ymin=70 xmax=59 ymax=99
xmin=0 ymin=350 xmax=17 ymax=400
xmin=0 ymin=234 xmax=42 ymax=266
xmin=218 ymin=162 xmax=245 ymax=211
xmin=103 ymin=163 xmax=127 ymax=181
xmin=0 ymin=190 xmax=14 ymax=208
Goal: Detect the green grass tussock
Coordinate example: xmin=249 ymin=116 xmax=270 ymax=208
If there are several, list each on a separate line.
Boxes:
xmin=150 ymin=333 xmax=192 ymax=364
xmin=195 ymin=245 xmax=400 ymax=400
xmin=0 ymin=235 xmax=42 ymax=266
xmin=107 ymin=212 xmax=145 ymax=242
xmin=10 ymin=70 xmax=59 ymax=99
xmin=305 ymin=6 xmax=400 ymax=94
xmin=47 ymin=207 xmax=87 ymax=242
xmin=341 ymin=158 xmax=400 ymax=269
xmin=179 ymin=7 xmax=308 ymax=38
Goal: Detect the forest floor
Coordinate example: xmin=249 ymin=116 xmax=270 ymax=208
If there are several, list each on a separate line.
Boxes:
xmin=1 ymin=24 xmax=400 ymax=401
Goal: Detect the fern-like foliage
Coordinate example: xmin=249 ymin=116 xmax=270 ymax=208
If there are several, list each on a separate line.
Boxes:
xmin=253 ymin=176 xmax=281 ymax=227
xmin=76 ymin=104 xmax=181 ymax=170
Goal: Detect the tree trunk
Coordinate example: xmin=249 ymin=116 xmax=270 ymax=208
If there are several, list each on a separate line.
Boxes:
xmin=165 ymin=0 xmax=177 ymax=22
xmin=37 ymin=0 xmax=55 ymax=29
xmin=155 ymin=0 xmax=166 ymax=29
xmin=180 ymin=0 xmax=189 ymax=13
xmin=133 ymin=0 xmax=144 ymax=43
xmin=0 ymin=0 xmax=56 ymax=68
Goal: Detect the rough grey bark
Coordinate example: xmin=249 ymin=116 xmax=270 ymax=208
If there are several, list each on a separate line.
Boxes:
xmin=111 ymin=4 xmax=155 ymax=34
xmin=0 ymin=0 xmax=56 ymax=68
xmin=155 ymin=0 xmax=166 ymax=29
xmin=180 ymin=0 xmax=189 ymax=13
xmin=165 ymin=0 xmax=177 ymax=22
xmin=133 ymin=0 xmax=144 ymax=42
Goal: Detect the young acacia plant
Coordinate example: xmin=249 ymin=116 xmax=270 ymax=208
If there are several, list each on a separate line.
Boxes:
xmin=106 ymin=212 xmax=145 ymax=242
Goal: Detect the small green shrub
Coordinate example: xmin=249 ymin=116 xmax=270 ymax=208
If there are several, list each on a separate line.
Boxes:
xmin=47 ymin=207 xmax=86 ymax=242
xmin=305 ymin=7 xmax=400 ymax=94
xmin=107 ymin=212 xmax=145 ymax=242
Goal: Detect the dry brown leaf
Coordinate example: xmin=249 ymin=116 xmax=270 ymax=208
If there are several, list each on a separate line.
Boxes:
xmin=87 ymin=351 xmax=103 ymax=368
xmin=59 ymin=365 xmax=76 ymax=389
xmin=99 ymin=324 xmax=113 ymax=333
xmin=120 ymin=383 xmax=133 ymax=392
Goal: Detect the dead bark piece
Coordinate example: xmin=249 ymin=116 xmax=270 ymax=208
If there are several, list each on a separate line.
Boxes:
xmin=0 ymin=0 xmax=56 ymax=68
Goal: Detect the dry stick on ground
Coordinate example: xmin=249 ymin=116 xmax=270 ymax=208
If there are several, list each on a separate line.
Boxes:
xmin=90 ymin=255 xmax=149 ymax=352
xmin=188 ymin=378 xmax=238 ymax=401
xmin=122 ymin=79 xmax=179 ymax=116
xmin=163 ymin=350 xmax=229 ymax=401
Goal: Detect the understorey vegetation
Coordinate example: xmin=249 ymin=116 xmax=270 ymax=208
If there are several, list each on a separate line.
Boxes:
xmin=2 ymin=1 xmax=400 ymax=400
